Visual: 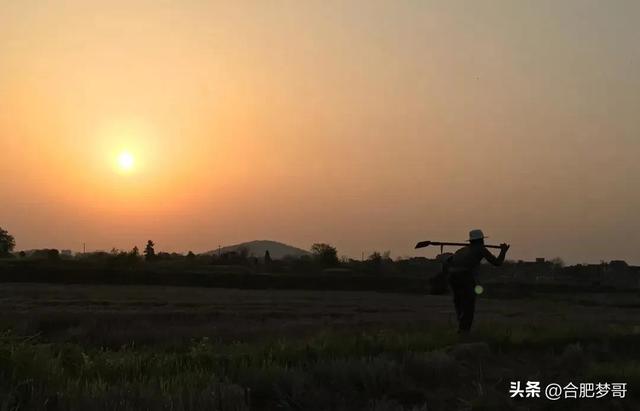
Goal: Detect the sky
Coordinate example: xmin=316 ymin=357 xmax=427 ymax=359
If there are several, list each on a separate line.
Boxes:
xmin=1 ymin=0 xmax=639 ymax=264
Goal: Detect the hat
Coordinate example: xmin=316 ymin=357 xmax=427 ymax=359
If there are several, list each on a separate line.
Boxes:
xmin=469 ymin=229 xmax=487 ymax=242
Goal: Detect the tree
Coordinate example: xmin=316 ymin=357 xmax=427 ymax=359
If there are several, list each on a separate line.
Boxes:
xmin=366 ymin=251 xmax=392 ymax=275
xmin=126 ymin=246 xmax=141 ymax=266
xmin=47 ymin=249 xmax=60 ymax=260
xmin=144 ymin=240 xmax=156 ymax=261
xmin=0 ymin=227 xmax=16 ymax=255
xmin=264 ymin=250 xmax=272 ymax=264
xmin=186 ymin=251 xmax=196 ymax=260
xmin=368 ymin=251 xmax=383 ymax=264
xmin=311 ymin=243 xmax=339 ymax=267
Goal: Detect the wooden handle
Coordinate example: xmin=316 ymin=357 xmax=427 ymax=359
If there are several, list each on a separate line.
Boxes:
xmin=415 ymin=241 xmax=504 ymax=250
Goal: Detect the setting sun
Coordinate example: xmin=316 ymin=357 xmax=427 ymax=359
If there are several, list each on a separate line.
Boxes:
xmin=1 ymin=2 xmax=639 ymax=404
xmin=117 ymin=151 xmax=135 ymax=172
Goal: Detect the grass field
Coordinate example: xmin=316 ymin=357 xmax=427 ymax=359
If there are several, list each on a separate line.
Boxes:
xmin=1 ymin=283 xmax=639 ymax=410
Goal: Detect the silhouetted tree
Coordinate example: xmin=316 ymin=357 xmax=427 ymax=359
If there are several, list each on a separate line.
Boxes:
xmin=46 ymin=249 xmax=60 ymax=260
xmin=0 ymin=227 xmax=16 ymax=255
xmin=144 ymin=240 xmax=156 ymax=261
xmin=126 ymin=246 xmax=141 ymax=266
xmin=186 ymin=251 xmax=196 ymax=260
xmin=156 ymin=252 xmax=172 ymax=260
xmin=365 ymin=250 xmax=393 ymax=275
xmin=264 ymin=250 xmax=272 ymax=264
xmin=311 ymin=243 xmax=339 ymax=267
xmin=368 ymin=251 xmax=382 ymax=264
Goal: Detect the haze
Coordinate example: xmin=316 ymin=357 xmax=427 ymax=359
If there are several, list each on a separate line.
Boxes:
xmin=1 ymin=0 xmax=639 ymax=264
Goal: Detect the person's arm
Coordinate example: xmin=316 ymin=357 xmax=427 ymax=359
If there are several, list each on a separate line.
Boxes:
xmin=482 ymin=243 xmax=510 ymax=266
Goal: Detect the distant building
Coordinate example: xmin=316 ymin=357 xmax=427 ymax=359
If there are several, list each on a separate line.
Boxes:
xmin=609 ymin=260 xmax=629 ymax=270
xmin=605 ymin=260 xmax=638 ymax=288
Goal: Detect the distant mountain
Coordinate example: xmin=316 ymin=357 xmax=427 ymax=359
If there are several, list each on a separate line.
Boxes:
xmin=205 ymin=240 xmax=310 ymax=259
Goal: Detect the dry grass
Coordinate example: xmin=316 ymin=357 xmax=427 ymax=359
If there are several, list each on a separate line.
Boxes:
xmin=1 ymin=284 xmax=639 ymax=410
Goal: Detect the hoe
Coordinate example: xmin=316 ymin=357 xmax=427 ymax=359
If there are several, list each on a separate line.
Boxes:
xmin=415 ymin=240 xmax=502 ymax=254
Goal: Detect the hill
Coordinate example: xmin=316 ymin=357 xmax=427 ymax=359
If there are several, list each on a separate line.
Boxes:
xmin=205 ymin=240 xmax=310 ymax=259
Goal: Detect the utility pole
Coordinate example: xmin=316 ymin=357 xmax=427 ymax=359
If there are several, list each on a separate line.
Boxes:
xmin=83 ymin=242 xmax=86 ymax=254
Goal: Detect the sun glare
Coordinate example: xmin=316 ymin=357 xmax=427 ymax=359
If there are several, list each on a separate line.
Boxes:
xmin=117 ymin=151 xmax=135 ymax=172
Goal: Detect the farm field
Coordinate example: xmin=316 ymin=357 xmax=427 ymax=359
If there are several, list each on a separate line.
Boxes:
xmin=1 ymin=283 xmax=639 ymax=410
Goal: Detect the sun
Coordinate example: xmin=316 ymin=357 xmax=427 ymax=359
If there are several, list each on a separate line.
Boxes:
xmin=117 ymin=151 xmax=135 ymax=172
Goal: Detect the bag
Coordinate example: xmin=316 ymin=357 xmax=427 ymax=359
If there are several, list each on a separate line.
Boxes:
xmin=428 ymin=253 xmax=453 ymax=295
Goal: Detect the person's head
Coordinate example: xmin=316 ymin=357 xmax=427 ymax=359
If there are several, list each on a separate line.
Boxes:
xmin=468 ymin=229 xmax=486 ymax=245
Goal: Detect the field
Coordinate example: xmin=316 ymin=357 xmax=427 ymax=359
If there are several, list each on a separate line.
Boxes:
xmin=1 ymin=283 xmax=639 ymax=410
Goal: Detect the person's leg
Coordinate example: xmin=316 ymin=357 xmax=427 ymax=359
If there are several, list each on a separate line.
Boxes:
xmin=459 ymin=285 xmax=476 ymax=332
xmin=466 ymin=287 xmax=477 ymax=330
xmin=450 ymin=278 xmax=463 ymax=323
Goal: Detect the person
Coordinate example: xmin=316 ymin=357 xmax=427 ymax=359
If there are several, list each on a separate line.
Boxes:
xmin=445 ymin=229 xmax=510 ymax=333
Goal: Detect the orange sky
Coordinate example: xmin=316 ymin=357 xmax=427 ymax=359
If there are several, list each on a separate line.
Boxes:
xmin=1 ymin=1 xmax=639 ymax=263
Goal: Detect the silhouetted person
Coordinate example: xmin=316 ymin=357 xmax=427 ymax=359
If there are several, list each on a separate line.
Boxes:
xmin=446 ymin=229 xmax=509 ymax=333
